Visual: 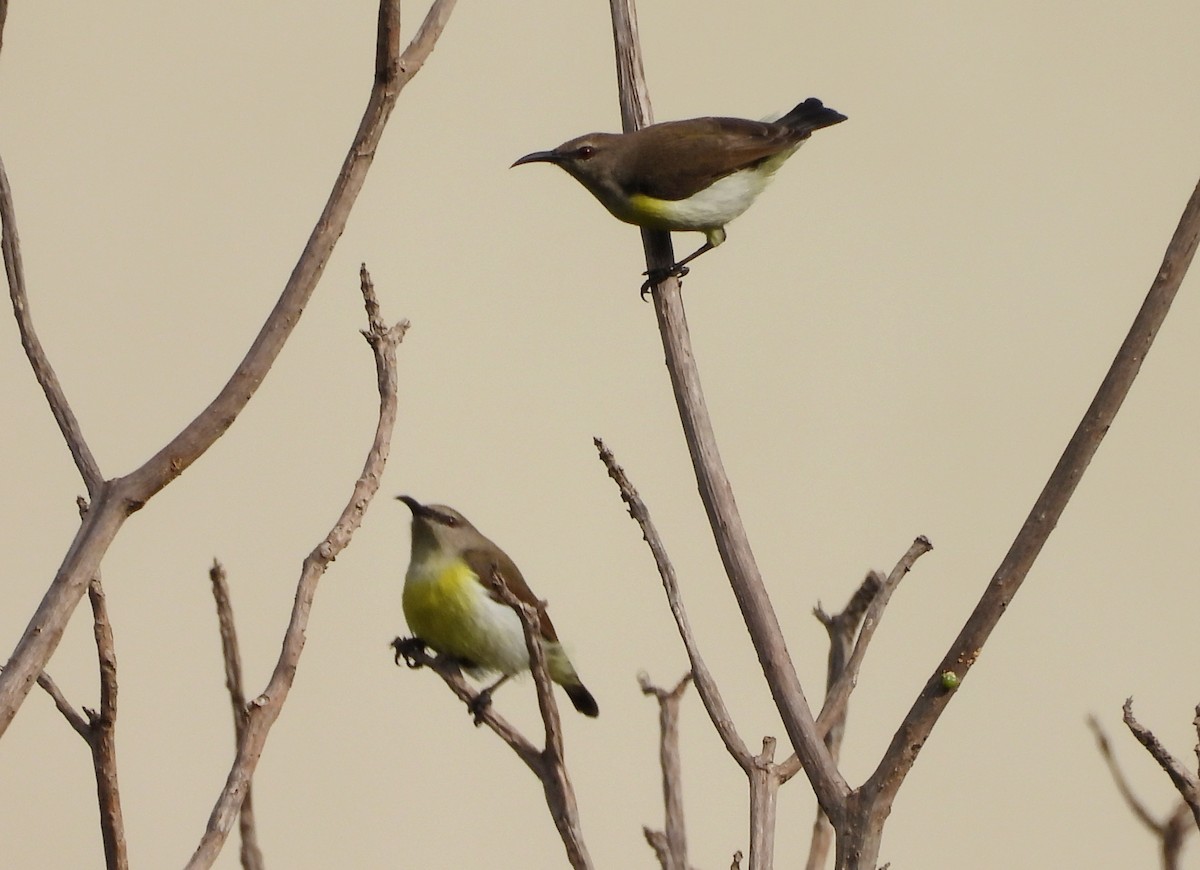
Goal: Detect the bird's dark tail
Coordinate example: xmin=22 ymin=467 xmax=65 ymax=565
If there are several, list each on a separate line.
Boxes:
xmin=778 ymin=98 xmax=847 ymax=134
xmin=564 ymin=682 xmax=599 ymax=717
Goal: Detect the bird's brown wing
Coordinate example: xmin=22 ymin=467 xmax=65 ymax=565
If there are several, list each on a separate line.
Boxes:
xmin=625 ymin=117 xmax=805 ymax=201
xmin=463 ymin=546 xmax=560 ymax=642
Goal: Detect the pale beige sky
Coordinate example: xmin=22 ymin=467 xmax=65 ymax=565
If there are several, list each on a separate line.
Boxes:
xmin=2 ymin=2 xmax=1199 ymax=868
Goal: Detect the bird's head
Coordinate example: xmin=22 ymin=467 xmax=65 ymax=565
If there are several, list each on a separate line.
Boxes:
xmin=396 ymin=496 xmax=481 ymax=557
xmin=512 ymin=133 xmax=627 ymax=203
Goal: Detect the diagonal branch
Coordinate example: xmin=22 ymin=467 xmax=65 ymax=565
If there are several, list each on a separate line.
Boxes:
xmin=815 ymin=538 xmax=932 ymax=736
xmin=596 ymin=438 xmax=750 ymax=768
xmin=1089 ymin=714 xmax=1163 ymax=832
xmin=183 ymin=266 xmax=407 ymax=869
xmin=1 ymin=154 xmax=103 ymax=493
xmin=31 ymin=670 xmax=89 ymax=738
xmin=865 ymin=174 xmax=1200 ymax=824
xmin=0 ymin=0 xmax=456 ymax=740
xmin=605 ymin=0 xmax=846 ymax=816
xmin=1122 ymin=699 xmax=1200 ymax=830
xmin=390 ymin=640 xmax=544 ymax=772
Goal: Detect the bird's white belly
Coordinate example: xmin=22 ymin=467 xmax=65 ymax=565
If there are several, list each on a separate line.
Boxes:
xmin=657 ymin=167 xmax=773 ymax=229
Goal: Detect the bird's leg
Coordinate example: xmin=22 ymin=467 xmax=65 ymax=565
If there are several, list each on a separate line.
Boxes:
xmin=639 ymin=228 xmax=725 ymax=298
xmin=468 ymin=674 xmax=512 ymax=725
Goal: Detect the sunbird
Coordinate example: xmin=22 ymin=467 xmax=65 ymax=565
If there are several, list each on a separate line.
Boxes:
xmin=513 ymin=97 xmax=846 ymax=291
xmin=397 ymin=496 xmax=598 ymax=718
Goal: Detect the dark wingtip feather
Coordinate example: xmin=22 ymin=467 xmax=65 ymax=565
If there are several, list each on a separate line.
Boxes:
xmin=779 ymin=97 xmax=847 ymax=134
xmin=565 ymin=683 xmax=599 ymax=717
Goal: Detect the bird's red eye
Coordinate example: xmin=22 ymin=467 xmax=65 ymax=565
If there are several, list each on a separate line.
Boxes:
xmin=576 ymin=145 xmax=596 ymax=159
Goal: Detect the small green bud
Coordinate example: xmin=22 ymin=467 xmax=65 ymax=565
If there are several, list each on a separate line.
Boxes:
xmin=940 ymin=671 xmax=960 ymax=691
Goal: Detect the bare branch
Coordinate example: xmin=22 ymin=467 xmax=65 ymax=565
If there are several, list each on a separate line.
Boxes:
xmin=644 ymin=827 xmax=670 ymax=870
xmin=1089 ymin=714 xmax=1163 ymax=832
xmin=1089 ymin=713 xmax=1195 ymax=870
xmin=1 ymin=153 xmax=103 ymax=493
xmin=605 ymin=0 xmax=846 ymax=816
xmin=639 ymin=671 xmax=692 ymax=870
xmin=391 ymin=639 xmax=544 ymax=771
xmin=747 ymin=737 xmax=780 ymax=870
xmin=596 ymin=438 xmax=750 ymax=767
xmin=86 ymin=578 xmax=126 ymax=870
xmin=1122 ymin=699 xmax=1200 ymax=829
xmin=0 ymin=0 xmax=455 ymax=738
xmin=1161 ymin=804 xmax=1193 ymax=870
xmin=800 ymin=573 xmax=885 ymax=869
xmin=816 ymin=538 xmax=932 ymax=736
xmin=486 ymin=568 xmax=593 ymax=870
xmin=864 ymin=173 xmax=1200 ymax=831
xmin=183 ymin=267 xmax=407 ymax=869
xmin=30 ymin=670 xmax=89 ymax=738
xmin=207 ymin=561 xmax=264 ymax=870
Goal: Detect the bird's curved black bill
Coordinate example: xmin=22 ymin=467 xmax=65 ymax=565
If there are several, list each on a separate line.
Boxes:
xmin=511 ymin=150 xmax=560 ymax=168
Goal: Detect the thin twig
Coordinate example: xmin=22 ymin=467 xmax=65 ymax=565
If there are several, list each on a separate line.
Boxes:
xmin=596 ymin=438 xmax=750 ymax=767
xmin=1089 ymin=714 xmax=1164 ymax=831
xmin=31 ymin=670 xmax=89 ymax=738
xmin=486 ymin=568 xmax=593 ymax=870
xmin=862 ymin=175 xmax=1200 ymax=849
xmin=639 ymin=672 xmax=692 ymax=870
xmin=1122 ymin=699 xmax=1200 ymax=829
xmin=0 ymin=0 xmax=455 ymax=738
xmin=605 ymin=0 xmax=846 ymax=817
xmin=183 ymin=266 xmax=407 ymax=869
xmin=0 ymin=152 xmax=103 ymax=493
xmin=816 ymin=538 xmax=932 ymax=736
xmin=208 ymin=561 xmax=264 ymax=870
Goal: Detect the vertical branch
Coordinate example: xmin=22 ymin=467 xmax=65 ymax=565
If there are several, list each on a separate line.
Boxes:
xmin=604 ymin=0 xmax=846 ymax=815
xmin=208 ymin=561 xmax=265 ymax=870
xmin=747 ymin=738 xmax=780 ymax=870
xmin=486 ymin=568 xmax=593 ymax=870
xmin=85 ymin=577 xmax=126 ymax=870
xmin=639 ymin=672 xmax=692 ymax=870
xmin=802 ymin=574 xmax=883 ymax=870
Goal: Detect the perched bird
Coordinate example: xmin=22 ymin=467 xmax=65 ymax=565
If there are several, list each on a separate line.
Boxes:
xmin=396 ymin=496 xmax=598 ymax=718
xmin=513 ymin=97 xmax=846 ymax=291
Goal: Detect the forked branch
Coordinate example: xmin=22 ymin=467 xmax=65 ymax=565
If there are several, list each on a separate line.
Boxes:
xmin=0 ymin=0 xmax=456 ymax=739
